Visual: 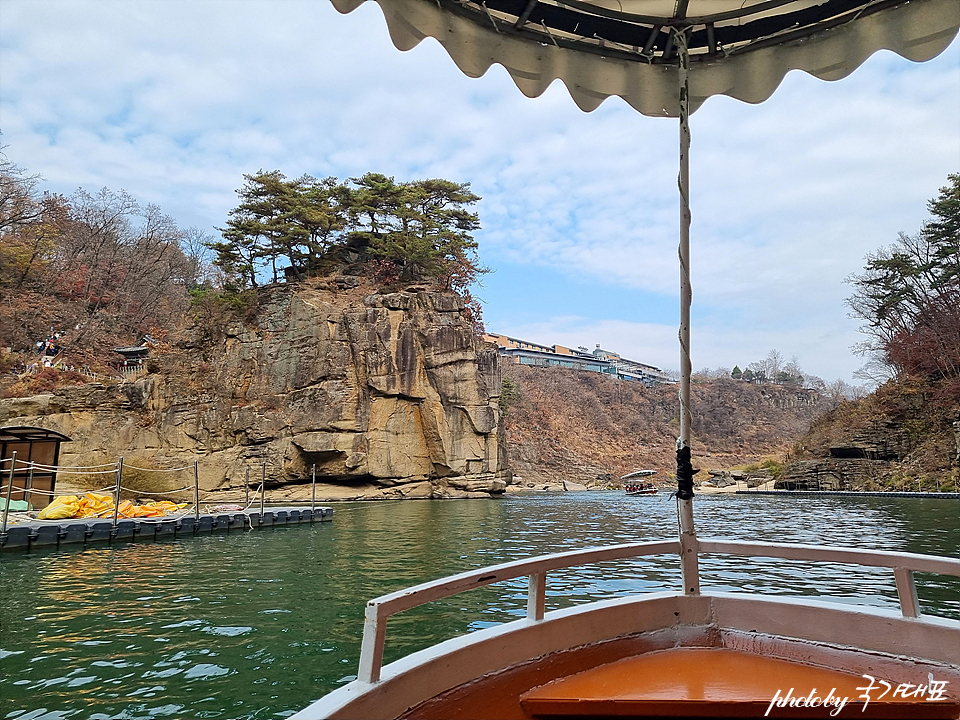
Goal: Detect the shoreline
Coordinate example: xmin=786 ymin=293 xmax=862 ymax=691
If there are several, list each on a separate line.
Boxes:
xmin=737 ymin=489 xmax=960 ymax=499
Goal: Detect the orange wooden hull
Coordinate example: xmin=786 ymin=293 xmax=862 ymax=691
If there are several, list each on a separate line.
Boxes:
xmin=520 ymin=648 xmax=959 ymax=719
xmin=389 ymin=625 xmax=959 ymax=719
xmin=291 ymin=542 xmax=960 ymax=720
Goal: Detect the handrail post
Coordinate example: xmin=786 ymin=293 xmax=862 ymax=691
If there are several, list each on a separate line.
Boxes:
xmin=194 ymin=461 xmax=200 ymax=521
xmin=894 ymin=567 xmax=920 ymax=618
xmin=679 ymin=517 xmax=700 ymax=595
xmin=113 ymin=457 xmax=123 ymax=528
xmin=260 ymin=462 xmax=266 ymax=516
xmin=2 ymin=451 xmax=16 ymax=533
xmin=245 ymin=468 xmax=250 ymax=506
xmin=311 ymin=463 xmax=316 ymax=512
xmin=527 ymin=571 xmax=546 ymax=621
xmin=25 ymin=463 xmax=34 ymax=509
xmin=358 ymin=602 xmax=387 ymax=684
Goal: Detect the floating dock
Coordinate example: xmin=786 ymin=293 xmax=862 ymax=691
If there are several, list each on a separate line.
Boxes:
xmin=0 ymin=506 xmax=333 ymax=552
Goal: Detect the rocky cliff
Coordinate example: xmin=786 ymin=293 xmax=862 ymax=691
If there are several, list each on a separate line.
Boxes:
xmin=0 ymin=283 xmax=509 ymax=499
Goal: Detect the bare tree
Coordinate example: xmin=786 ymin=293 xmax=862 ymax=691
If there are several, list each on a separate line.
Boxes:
xmin=783 ymin=356 xmax=804 ymax=385
xmin=181 ymin=226 xmax=217 ymax=289
xmin=1 ymin=162 xmax=194 ymax=360
xmin=0 ymin=149 xmax=44 ymax=232
xmin=763 ymin=349 xmax=785 ymax=382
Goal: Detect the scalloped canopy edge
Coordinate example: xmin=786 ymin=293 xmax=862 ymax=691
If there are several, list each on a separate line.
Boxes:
xmin=331 ymin=0 xmax=959 ymax=116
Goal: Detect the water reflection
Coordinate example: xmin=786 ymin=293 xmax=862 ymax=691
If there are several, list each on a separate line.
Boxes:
xmin=1 ymin=494 xmax=957 ymax=719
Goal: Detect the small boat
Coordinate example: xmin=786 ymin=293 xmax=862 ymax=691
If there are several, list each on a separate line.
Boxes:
xmin=621 ymin=470 xmax=657 ymax=481
xmin=625 ymin=482 xmax=658 ymax=495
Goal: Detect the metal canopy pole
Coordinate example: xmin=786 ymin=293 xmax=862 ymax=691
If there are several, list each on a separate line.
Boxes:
xmin=113 ymin=457 xmax=123 ymax=529
xmin=675 ymin=28 xmax=700 ymax=596
xmin=25 ymin=463 xmax=34 ymax=509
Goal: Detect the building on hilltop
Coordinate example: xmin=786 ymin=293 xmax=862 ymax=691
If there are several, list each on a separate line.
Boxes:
xmin=590 ymin=343 xmax=669 ymax=385
xmin=483 ymin=333 xmax=671 ymax=386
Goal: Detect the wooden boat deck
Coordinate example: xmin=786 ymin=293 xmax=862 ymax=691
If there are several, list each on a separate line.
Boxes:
xmin=519 ymin=647 xmax=960 ymax=719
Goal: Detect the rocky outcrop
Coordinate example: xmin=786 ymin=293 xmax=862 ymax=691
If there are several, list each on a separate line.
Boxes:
xmin=774 ymin=459 xmax=892 ymax=491
xmin=772 ymin=417 xmax=903 ymax=490
xmin=778 ymin=378 xmax=959 ymax=491
xmin=704 ymin=469 xmax=770 ymax=489
xmin=0 ymin=284 xmax=509 ymax=499
xmin=826 ymin=419 xmax=916 ymax=461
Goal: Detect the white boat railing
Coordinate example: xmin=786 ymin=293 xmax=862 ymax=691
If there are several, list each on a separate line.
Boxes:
xmin=697 ymin=540 xmax=960 ymax=620
xmin=357 ymin=539 xmax=960 ymax=683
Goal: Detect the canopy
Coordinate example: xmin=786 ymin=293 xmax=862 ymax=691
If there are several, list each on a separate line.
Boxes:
xmin=0 ymin=427 xmax=71 ymax=444
xmin=330 ymin=0 xmax=959 ymax=115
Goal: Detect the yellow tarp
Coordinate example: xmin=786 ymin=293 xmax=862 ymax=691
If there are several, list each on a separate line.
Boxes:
xmin=37 ymin=492 xmax=187 ymax=520
xmin=116 ymin=499 xmax=185 ymax=518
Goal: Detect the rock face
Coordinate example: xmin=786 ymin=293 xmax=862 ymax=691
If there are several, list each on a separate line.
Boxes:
xmin=778 ymin=407 xmax=958 ymax=491
xmin=826 ymin=419 xmax=917 ymax=461
xmin=775 ymin=459 xmax=891 ymax=491
xmin=774 ymin=421 xmax=907 ymax=490
xmin=777 ymin=375 xmax=958 ymax=491
xmin=0 ymin=285 xmax=510 ymax=499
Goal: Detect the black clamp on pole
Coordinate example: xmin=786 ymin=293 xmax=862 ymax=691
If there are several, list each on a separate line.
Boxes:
xmin=675 ymin=445 xmax=697 ymax=500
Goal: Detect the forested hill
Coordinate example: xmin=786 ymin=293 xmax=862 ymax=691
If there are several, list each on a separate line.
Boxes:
xmin=0 ymin=160 xmax=487 ymax=380
xmin=500 ymin=363 xmax=832 ymax=488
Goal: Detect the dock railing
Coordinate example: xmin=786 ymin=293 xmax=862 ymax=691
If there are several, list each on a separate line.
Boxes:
xmin=0 ymin=458 xmax=325 ymax=535
xmin=356 ymin=539 xmax=960 ymax=683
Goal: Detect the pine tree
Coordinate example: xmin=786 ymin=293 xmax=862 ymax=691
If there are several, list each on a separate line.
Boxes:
xmin=847 ymin=173 xmax=960 ymax=380
xmin=212 ymin=171 xmax=488 ymax=300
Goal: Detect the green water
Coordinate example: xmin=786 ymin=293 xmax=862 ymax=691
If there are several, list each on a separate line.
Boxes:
xmin=1 ymin=493 xmax=958 ymax=719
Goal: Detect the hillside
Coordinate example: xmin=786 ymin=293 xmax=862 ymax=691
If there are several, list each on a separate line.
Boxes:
xmin=781 ymin=374 xmax=959 ymax=492
xmin=501 ymin=363 xmax=830 ymax=488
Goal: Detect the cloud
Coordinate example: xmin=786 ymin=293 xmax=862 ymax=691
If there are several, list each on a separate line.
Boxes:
xmin=1 ymin=0 xmax=957 ymax=385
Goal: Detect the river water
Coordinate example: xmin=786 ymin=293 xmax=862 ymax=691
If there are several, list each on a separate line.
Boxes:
xmin=1 ymin=492 xmax=958 ymax=719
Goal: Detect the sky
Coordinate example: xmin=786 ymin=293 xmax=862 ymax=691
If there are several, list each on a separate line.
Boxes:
xmin=1 ymin=0 xmax=958 ymax=386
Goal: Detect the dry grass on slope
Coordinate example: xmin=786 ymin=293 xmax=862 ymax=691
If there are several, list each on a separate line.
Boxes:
xmin=501 ymin=365 xmax=831 ymax=486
